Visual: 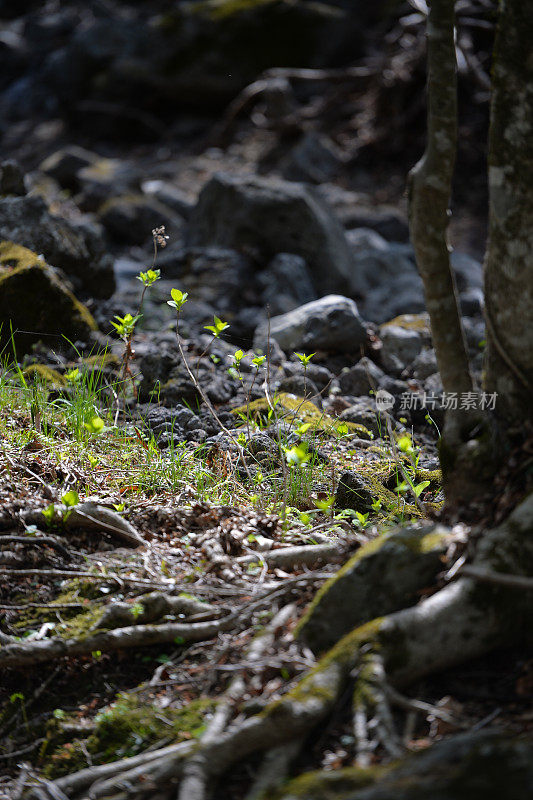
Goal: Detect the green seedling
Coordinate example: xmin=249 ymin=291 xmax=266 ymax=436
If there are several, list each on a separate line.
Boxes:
xmin=137 ymin=268 xmax=161 ymax=287
xmin=84 ymin=416 xmax=105 ymax=435
xmin=61 ymin=490 xmax=79 ymax=508
xmin=167 ymin=288 xmax=189 ymax=312
xmin=295 ymin=352 xmax=315 ymax=368
xmin=284 ymin=443 xmax=311 ymax=467
xmin=204 ymin=316 xmax=229 ymax=338
xmin=111 ymin=313 xmax=141 ymax=340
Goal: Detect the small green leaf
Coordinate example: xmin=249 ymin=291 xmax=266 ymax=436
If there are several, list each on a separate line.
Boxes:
xmin=167 ymin=288 xmax=189 ymax=311
xmin=204 ymin=316 xmax=230 ymax=338
xmin=84 ymin=417 xmax=105 ymax=435
xmin=284 ymin=444 xmax=310 ymax=467
xmin=61 ymin=490 xmax=79 ymax=508
xmin=314 ymin=496 xmax=335 ymax=511
xmin=137 ymin=269 xmax=161 ymax=286
xmin=295 ymin=352 xmax=315 ymax=367
xmin=41 ymin=505 xmax=55 ymax=525
xmin=397 ymin=435 xmax=414 ymax=453
xmin=414 ymin=480 xmax=430 ymax=498
xmin=65 ymin=368 xmax=81 ymax=383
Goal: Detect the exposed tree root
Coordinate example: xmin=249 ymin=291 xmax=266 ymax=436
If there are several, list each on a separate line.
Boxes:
xmin=236 ymin=540 xmax=354 ymax=571
xmin=22 ymin=495 xmax=532 ymax=799
xmin=0 ymin=586 xmax=291 ymax=668
xmin=22 ymin=503 xmax=144 ymax=548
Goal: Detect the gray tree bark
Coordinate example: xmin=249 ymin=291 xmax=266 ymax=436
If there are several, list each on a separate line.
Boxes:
xmin=408 ymin=0 xmax=473 ymax=397
xmin=484 ymin=0 xmax=533 ymax=423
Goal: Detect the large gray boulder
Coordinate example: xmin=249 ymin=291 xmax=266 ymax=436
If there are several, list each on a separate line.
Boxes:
xmin=346 ymin=228 xmax=425 ymax=322
xmin=254 ymin=295 xmax=368 ymax=354
xmin=0 ymin=194 xmax=114 ymax=297
xmin=187 ymin=174 xmax=362 ymax=296
xmin=258 ymin=253 xmax=317 ymax=315
xmin=380 ymin=324 xmax=423 ymax=374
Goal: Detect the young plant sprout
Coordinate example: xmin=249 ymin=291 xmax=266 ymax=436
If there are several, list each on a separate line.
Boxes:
xmin=109 ymin=227 xmax=167 ymax=404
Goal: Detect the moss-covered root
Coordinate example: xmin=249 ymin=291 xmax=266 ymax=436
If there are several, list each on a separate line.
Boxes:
xmin=41 ymin=577 xmax=514 ymax=800
xmin=271 ymin=731 xmax=533 ymax=800
xmin=40 ymin=496 xmax=533 ymax=800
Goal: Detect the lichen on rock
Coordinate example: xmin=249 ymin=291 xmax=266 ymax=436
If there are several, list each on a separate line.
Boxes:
xmin=0 ymin=241 xmax=97 ymax=356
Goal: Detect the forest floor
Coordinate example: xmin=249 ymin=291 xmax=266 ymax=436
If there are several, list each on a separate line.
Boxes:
xmin=1 ymin=2 xmax=531 ymax=794
xmin=0 ymin=357 xmax=531 ymax=799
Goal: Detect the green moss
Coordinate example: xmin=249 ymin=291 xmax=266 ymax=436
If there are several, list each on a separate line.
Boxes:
xmin=415 ymin=467 xmax=441 ymax=485
xmin=381 ymin=313 xmax=431 ymax=334
xmin=270 ymin=765 xmax=382 ymax=800
xmin=0 ymin=240 xmax=42 ymax=270
xmin=191 ymin=0 xmax=275 ymax=19
xmin=295 ymin=526 xmax=449 ymax=641
xmin=45 ymin=695 xmax=213 ymax=778
xmin=22 ymin=364 xmax=67 ymax=388
xmin=232 ymin=393 xmax=372 ymax=438
xmin=0 ymin=243 xmax=97 ymax=356
xmin=13 ymin=580 xmax=110 ymax=639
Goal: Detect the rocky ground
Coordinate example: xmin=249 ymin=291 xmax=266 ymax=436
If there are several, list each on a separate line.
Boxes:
xmin=1 ymin=1 xmax=531 ymax=799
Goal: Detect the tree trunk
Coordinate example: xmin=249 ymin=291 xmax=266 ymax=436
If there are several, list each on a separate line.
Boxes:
xmin=484 ymin=0 xmax=533 ymax=424
xmin=408 ymin=0 xmax=473 ymax=397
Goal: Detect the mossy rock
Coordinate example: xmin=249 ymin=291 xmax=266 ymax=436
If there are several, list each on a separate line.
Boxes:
xmin=269 ymin=765 xmax=381 ymax=799
xmin=0 ymin=242 xmax=97 ymax=356
xmin=80 ymin=352 xmax=122 ymax=370
xmin=0 ymin=195 xmax=115 ymax=296
xmin=381 ymin=313 xmax=432 ymax=340
xmin=232 ymin=393 xmax=372 ymax=438
xmin=296 ymin=523 xmax=451 ymax=653
xmin=22 ymin=364 xmax=67 ymax=388
xmin=45 ymin=694 xmax=213 ymax=778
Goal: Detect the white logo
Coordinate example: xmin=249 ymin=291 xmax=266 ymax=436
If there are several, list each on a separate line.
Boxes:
xmin=375 ymin=389 xmax=395 ymax=411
